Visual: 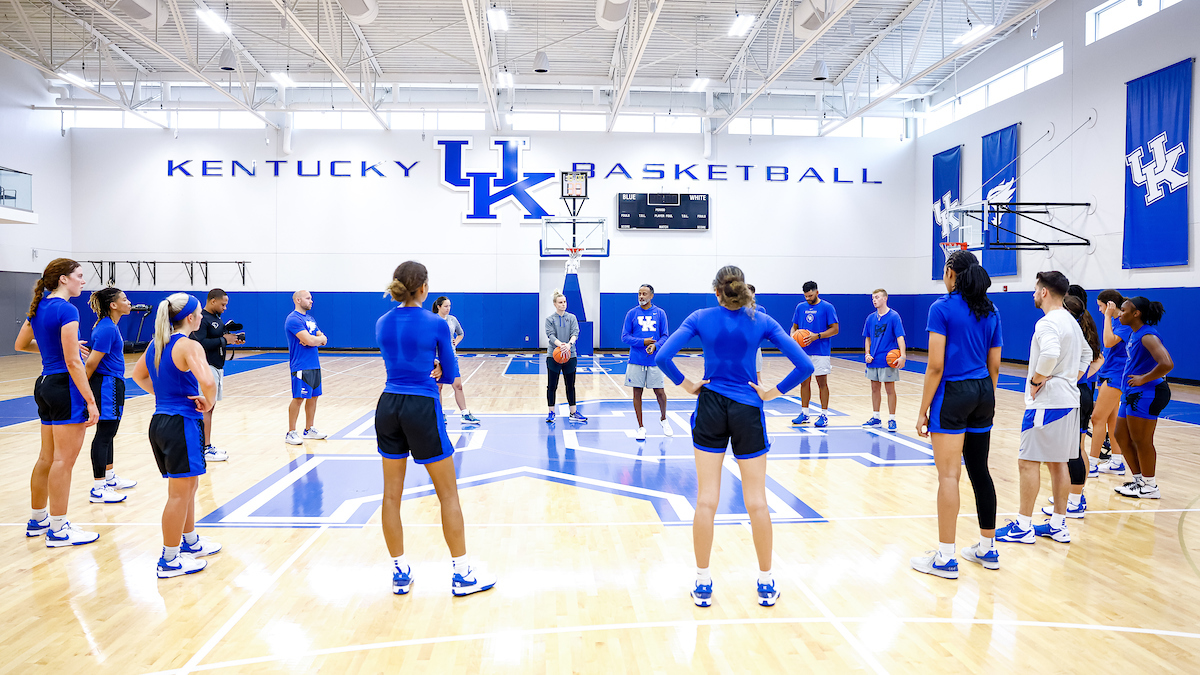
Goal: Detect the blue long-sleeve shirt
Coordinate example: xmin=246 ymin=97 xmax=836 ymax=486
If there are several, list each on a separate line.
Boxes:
xmin=621 ymin=305 xmax=669 ymax=367
xmin=376 ymin=306 xmax=459 ymax=397
xmin=655 ymin=306 xmax=815 ymax=408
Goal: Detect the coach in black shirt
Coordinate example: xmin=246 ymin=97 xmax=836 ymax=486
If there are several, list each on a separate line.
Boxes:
xmin=190 ymin=288 xmax=244 ymax=461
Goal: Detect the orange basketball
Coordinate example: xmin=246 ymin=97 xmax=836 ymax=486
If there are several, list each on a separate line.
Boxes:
xmin=886 ymin=349 xmax=902 ymax=368
xmin=553 ymin=344 xmax=571 ymax=364
xmin=792 ymin=329 xmax=813 ymax=347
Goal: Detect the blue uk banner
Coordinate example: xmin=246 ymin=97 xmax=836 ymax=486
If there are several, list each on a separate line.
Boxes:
xmin=1123 ymin=59 xmax=1192 ymax=269
xmin=982 ymin=124 xmax=1019 ymax=277
xmin=932 ymin=146 xmax=962 ymax=280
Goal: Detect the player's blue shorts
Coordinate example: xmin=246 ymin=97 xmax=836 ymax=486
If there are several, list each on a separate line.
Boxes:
xmin=89 ymin=374 xmax=126 ymax=422
xmin=292 ymin=369 xmax=323 ymax=399
xmin=34 ymin=373 xmax=90 ymax=425
xmin=149 ymin=414 xmax=207 ymax=478
xmin=1118 ymin=381 xmax=1170 ymax=421
xmin=927 ymin=377 xmax=995 ymax=435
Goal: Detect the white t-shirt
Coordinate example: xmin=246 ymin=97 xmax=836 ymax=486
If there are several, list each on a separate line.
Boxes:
xmin=1024 ymin=308 xmax=1090 ymax=409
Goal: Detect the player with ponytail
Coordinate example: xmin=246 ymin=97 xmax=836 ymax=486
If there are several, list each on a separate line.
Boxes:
xmin=83 ymin=287 xmax=136 ymax=504
xmin=1112 ymin=296 xmax=1173 ymax=500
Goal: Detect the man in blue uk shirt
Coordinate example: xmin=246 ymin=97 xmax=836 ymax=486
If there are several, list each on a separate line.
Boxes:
xmin=621 ymin=284 xmax=671 ymax=441
xmin=284 ymin=290 xmax=328 ymax=445
xmin=791 ymin=281 xmax=839 ymax=427
xmin=862 ymin=288 xmax=906 ymax=432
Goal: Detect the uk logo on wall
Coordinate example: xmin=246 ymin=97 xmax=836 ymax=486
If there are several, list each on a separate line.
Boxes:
xmin=437 ymin=137 xmax=557 ymax=224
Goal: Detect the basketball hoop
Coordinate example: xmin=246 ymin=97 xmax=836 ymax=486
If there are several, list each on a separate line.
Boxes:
xmin=940 ymin=241 xmax=968 ymax=261
xmin=565 ymin=248 xmax=585 ymax=274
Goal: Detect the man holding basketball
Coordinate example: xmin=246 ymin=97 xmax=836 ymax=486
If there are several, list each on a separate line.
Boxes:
xmin=621 ymin=284 xmax=671 ymax=440
xmin=863 ymin=288 xmax=906 ymax=432
xmin=791 ymin=281 xmax=839 ymax=427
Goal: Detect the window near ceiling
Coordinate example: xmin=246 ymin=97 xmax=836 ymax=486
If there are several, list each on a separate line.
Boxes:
xmin=293 ymin=111 xmax=340 ymax=130
xmin=220 ymin=111 xmax=266 ymax=129
xmin=391 ymin=112 xmax=434 ymax=130
xmin=827 ymin=119 xmax=863 ymax=137
xmin=510 ymin=113 xmax=559 ymax=131
xmin=921 ymin=43 xmax=1064 ymax=135
xmin=341 ymin=112 xmax=380 ymax=129
xmin=436 ymin=112 xmax=485 ymax=130
xmin=177 ymin=111 xmax=220 ymax=129
xmin=613 ymin=115 xmax=654 ymax=132
xmin=728 ymin=117 xmax=822 ymax=136
xmin=559 ymin=113 xmax=606 ymax=131
xmin=1086 ymin=0 xmax=1186 ymax=44
xmin=655 ymin=115 xmax=701 ymax=133
xmin=773 ymin=118 xmax=819 ymax=136
xmin=862 ymin=117 xmax=905 ymax=139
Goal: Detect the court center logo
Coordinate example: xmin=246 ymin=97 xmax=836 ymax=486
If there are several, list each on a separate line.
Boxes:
xmin=1126 ymin=132 xmax=1188 ymax=206
xmin=438 ymin=137 xmax=556 ymax=223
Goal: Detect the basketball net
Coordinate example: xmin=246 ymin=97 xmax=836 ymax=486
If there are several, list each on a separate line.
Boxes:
xmin=940 ymin=241 xmax=968 ymax=261
xmin=565 ymin=248 xmax=584 ymax=274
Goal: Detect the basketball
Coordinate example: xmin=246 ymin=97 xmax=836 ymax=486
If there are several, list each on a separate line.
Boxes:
xmin=887 ymin=349 xmax=902 ymax=367
xmin=793 ymin=328 xmax=813 ymax=347
xmin=553 ymin=344 xmax=571 ymax=363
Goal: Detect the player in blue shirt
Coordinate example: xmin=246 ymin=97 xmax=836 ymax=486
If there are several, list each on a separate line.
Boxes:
xmin=132 ymin=293 xmax=221 ymax=578
xmin=376 ymin=261 xmax=496 ymax=597
xmin=656 ymin=265 xmax=814 ymax=609
xmin=1113 ymin=297 xmax=1173 ymax=500
xmin=1092 ymin=289 xmax=1131 ymax=475
xmin=911 ymin=250 xmax=1003 ymax=581
xmin=14 ymin=258 xmax=101 ymax=546
xmin=862 ymin=288 xmax=906 ymax=432
xmin=284 ymin=290 xmax=328 ymax=445
xmin=621 ymin=284 xmax=671 ymax=440
xmin=82 ymin=287 xmax=136 ymax=504
xmin=790 ymin=281 xmax=838 ymax=427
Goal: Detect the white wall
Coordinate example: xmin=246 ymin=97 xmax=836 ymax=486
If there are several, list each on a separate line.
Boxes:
xmin=914 ymin=0 xmax=1199 ymax=293
xmin=0 ymin=56 xmax=73 ymax=272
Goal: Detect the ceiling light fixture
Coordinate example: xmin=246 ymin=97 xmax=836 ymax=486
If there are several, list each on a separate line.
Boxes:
xmin=271 ymin=72 xmax=296 ymax=88
xmin=196 ymin=8 xmax=232 ymax=35
xmin=811 ymin=60 xmax=829 ymax=81
xmin=497 ymin=69 xmax=514 ymax=88
xmin=729 ymin=11 xmax=755 ymax=36
xmin=952 ymin=23 xmax=994 ymax=45
xmin=219 ymin=47 xmax=237 ymax=71
xmin=533 ymin=51 xmax=549 ymax=73
xmin=487 ymin=5 xmax=508 ymax=31
xmin=59 ymin=72 xmax=92 ymax=89
xmin=689 ymin=77 xmax=709 ymax=92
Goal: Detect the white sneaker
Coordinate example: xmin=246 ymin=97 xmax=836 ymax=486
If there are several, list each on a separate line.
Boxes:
xmin=304 ymin=427 xmax=328 ymax=440
xmin=157 ymin=553 xmax=207 ymax=578
xmin=451 ymin=565 xmax=497 ymax=596
xmin=180 ymin=536 xmax=223 ymax=557
xmin=635 ymin=426 xmax=646 ymax=441
xmin=89 ymin=486 xmax=127 ymax=503
xmin=204 ymin=446 xmax=229 ymax=461
xmin=285 ymin=430 xmax=304 ymax=446
xmin=106 ymin=474 xmax=137 ymax=490
xmin=1136 ymin=484 xmax=1161 ymax=499
xmin=45 ymin=521 xmax=100 ymax=547
xmin=660 ymin=418 xmax=674 ymax=437
xmin=960 ymin=543 xmax=1000 ymax=570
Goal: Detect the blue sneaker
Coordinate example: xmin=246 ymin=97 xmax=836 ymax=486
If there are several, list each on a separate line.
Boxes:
xmin=863 ymin=417 xmax=882 ymax=428
xmin=546 ymin=411 xmax=555 ymax=424
xmin=887 ymin=420 xmax=898 ymax=433
xmin=995 ymin=520 xmax=1035 ymax=544
xmin=1099 ymin=458 xmax=1126 ymax=475
xmin=756 ymin=580 xmax=780 ymax=606
xmin=461 ymin=413 xmax=481 ymax=424
xmin=45 ymin=521 xmax=99 ymax=548
xmin=791 ymin=413 xmax=809 ymax=426
xmin=392 ymin=565 xmax=414 ymax=595
xmin=1033 ymin=521 xmax=1071 ymax=543
xmin=451 ymin=565 xmax=497 ymax=596
xmin=157 ymin=552 xmax=206 ymax=578
xmin=180 ymin=535 xmax=222 ymax=557
xmin=569 ymin=411 xmax=588 ymax=423
xmin=1042 ymin=498 xmax=1086 ymax=519
xmin=814 ymin=414 xmax=828 ymax=428
xmin=691 ymin=580 xmax=713 ymax=607
xmin=960 ymin=543 xmax=1000 ymax=570
xmin=910 ymin=551 xmax=958 ymax=579
xmin=26 ymin=516 xmax=50 ymax=538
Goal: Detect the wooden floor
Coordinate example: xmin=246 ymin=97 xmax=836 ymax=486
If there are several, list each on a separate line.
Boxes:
xmin=3 ymin=349 xmax=1200 ymax=674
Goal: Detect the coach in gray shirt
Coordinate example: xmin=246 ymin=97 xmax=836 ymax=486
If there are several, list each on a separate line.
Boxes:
xmin=544 ymin=291 xmax=585 ymax=424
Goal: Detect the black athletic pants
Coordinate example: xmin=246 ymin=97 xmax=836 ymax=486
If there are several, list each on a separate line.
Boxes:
xmin=963 ymin=431 xmax=997 ymax=530
xmin=90 ymin=419 xmax=120 ymax=479
xmin=546 ymin=357 xmax=577 ymax=407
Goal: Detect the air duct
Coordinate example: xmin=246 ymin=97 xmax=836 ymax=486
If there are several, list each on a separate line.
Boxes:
xmin=112 ymin=0 xmax=169 ymax=30
xmin=336 ymin=0 xmax=378 ymax=25
xmin=596 ymin=0 xmax=632 ymax=30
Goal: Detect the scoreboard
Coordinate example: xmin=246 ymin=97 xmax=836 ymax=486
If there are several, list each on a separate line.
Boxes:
xmin=616 ymin=193 xmax=710 ymax=230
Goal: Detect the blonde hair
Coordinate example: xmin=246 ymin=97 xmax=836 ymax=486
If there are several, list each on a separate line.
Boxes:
xmin=712 ymin=265 xmax=755 ymax=316
xmin=153 ymin=293 xmax=194 ymax=369
xmin=89 ymin=287 xmax=123 ymax=327
xmin=386 ymin=261 xmax=428 ymax=304
xmin=552 ymin=290 xmax=566 ymax=303
xmin=872 ymin=288 xmax=888 ymax=298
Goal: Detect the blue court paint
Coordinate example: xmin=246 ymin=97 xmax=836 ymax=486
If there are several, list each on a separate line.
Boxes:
xmin=837 ymin=353 xmax=1028 ymax=392
xmin=505 ymin=355 xmax=629 ymax=375
xmin=200 ymin=398 xmax=936 ymax=529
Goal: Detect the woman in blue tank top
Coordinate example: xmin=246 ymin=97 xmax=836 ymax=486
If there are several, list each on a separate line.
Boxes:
xmin=14 ymin=258 xmax=100 ymax=547
xmin=132 ymin=293 xmax=221 ymax=578
xmin=1091 ymin=289 xmax=1132 ymax=475
xmin=1112 ymin=296 xmax=1173 ymax=501
xmin=375 ymin=261 xmax=495 ymax=598
xmin=83 ymin=287 xmax=135 ymax=505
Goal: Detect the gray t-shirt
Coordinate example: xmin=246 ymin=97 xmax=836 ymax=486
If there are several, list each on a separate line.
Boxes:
xmin=444 ymin=314 xmax=463 ymax=349
xmin=545 ymin=311 xmax=579 ymax=358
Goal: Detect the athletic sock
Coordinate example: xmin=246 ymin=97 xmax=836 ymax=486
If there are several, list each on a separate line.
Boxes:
xmin=1068 ymin=493 xmax=1082 ymax=508
xmin=1133 ymin=473 xmax=1143 ymax=485
xmin=94 ymin=479 xmax=106 ymax=491
xmin=182 ymin=531 xmax=200 ymax=547
xmin=1050 ymin=513 xmax=1067 ymax=529
xmin=887 ymin=413 xmax=895 ymax=422
xmin=460 ymin=409 xmax=470 ymax=416
xmin=757 ymin=569 xmax=773 ymax=585
xmin=49 ymin=515 xmax=66 ymax=531
xmin=1089 ymin=457 xmax=1100 ymax=468
xmin=452 ymin=555 xmax=469 ymax=576
xmin=938 ymin=542 xmax=955 ymax=562
xmin=1112 ymin=453 xmax=1124 ymax=463
xmin=162 ymin=545 xmax=180 ymax=562
xmin=872 ymin=410 xmax=880 ymax=418
xmin=32 ymin=508 xmax=48 ymax=522
xmin=979 ymin=536 xmax=995 ymax=552
xmin=1016 ymin=514 xmax=1032 ymax=531
xmin=696 ymin=567 xmax=711 ymax=584
xmin=1143 ymin=476 xmax=1157 ymax=487
xmin=393 ymin=555 xmax=409 ymax=572
xmin=105 ymin=469 xmax=115 ymax=481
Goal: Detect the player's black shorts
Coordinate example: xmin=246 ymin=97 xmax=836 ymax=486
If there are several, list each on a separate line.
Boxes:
xmin=690 ymin=388 xmax=769 ymax=459
xmin=928 ymin=377 xmax=995 ymax=434
xmin=149 ymin=414 xmax=207 ymax=478
xmin=375 ymin=392 xmax=455 ymax=465
xmin=90 ymin=374 xmax=126 ymax=422
xmin=1078 ymin=382 xmax=1095 ymax=433
xmin=34 ymin=373 xmax=89 ymax=425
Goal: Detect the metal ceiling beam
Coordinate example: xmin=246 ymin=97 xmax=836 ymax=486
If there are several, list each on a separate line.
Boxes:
xmin=76 ymin=0 xmax=278 ymax=128
xmin=347 ymin=21 xmax=382 ymax=77
xmin=0 ymin=42 xmax=167 ymax=128
xmin=608 ymin=0 xmax=667 ymax=131
xmin=9 ymin=0 xmax=46 ymax=64
xmin=269 ymin=0 xmax=389 ymax=130
xmin=460 ymin=0 xmax=499 ymax=130
xmin=722 ymin=0 xmax=782 ymax=83
xmin=194 ymin=0 xmax=267 ymax=77
xmin=902 ymin=0 xmax=938 ymax=79
xmin=820 ymin=0 xmax=1058 ymax=135
xmin=46 ymin=0 xmax=148 ymax=74
xmin=831 ymin=0 xmax=927 ymax=86
xmin=714 ymin=0 xmax=865 ymax=134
